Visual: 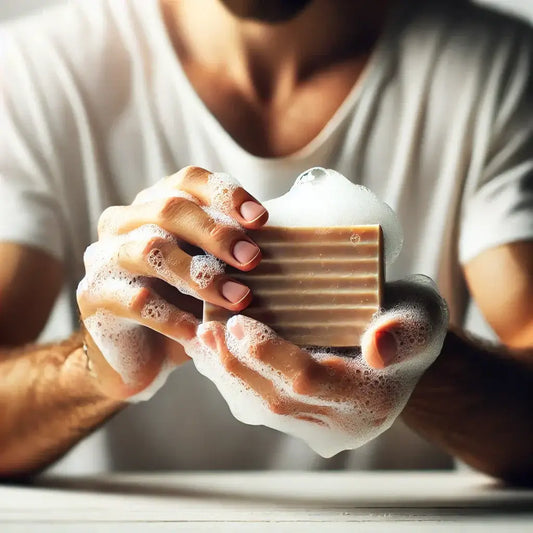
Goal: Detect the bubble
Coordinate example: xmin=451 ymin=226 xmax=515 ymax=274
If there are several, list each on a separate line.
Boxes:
xmin=202 ymin=205 xmax=241 ymax=229
xmin=263 ymin=167 xmax=403 ymax=265
xmin=140 ymin=300 xmax=171 ymax=323
xmin=188 ymin=277 xmax=449 ymax=459
xmin=84 ymin=310 xmax=150 ymax=385
xmin=146 ymin=241 xmax=201 ymax=299
xmin=208 ymin=172 xmax=240 ymax=214
xmin=79 ymin=220 xmax=204 ymax=401
xmin=190 ymin=254 xmax=225 ymax=289
xmin=350 ymin=233 xmax=361 ymax=244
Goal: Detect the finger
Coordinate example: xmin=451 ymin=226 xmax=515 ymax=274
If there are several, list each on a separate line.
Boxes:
xmin=165 ymin=166 xmax=268 ymax=228
xmin=198 ymin=322 xmax=331 ymax=423
xmin=362 ymin=275 xmax=449 ymax=370
xmin=361 ymin=310 xmax=437 ymax=370
xmin=80 ymin=283 xmax=198 ymax=343
xmin=225 ymin=315 xmax=356 ymax=401
xmin=117 ymin=234 xmax=252 ymax=311
xmin=98 ymin=199 xmax=262 ymax=271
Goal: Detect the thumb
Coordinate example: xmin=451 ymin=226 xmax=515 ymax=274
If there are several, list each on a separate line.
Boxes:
xmin=361 ymin=275 xmax=449 ymax=371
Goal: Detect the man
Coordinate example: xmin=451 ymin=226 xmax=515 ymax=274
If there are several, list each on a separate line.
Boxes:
xmin=0 ymin=0 xmax=532 ymax=481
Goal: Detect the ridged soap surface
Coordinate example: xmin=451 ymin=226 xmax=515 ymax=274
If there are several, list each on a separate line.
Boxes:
xmin=203 ymin=225 xmax=383 ymax=347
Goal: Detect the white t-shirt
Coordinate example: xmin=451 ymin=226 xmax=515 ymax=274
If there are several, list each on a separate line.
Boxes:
xmin=0 ymin=0 xmax=532 ymax=474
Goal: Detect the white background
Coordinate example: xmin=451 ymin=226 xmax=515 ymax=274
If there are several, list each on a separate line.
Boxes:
xmin=1 ymin=0 xmax=533 ymax=23
xmin=0 ymin=0 xmax=530 ymax=342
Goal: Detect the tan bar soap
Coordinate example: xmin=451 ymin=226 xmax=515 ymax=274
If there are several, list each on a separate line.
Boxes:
xmin=203 ymin=224 xmax=384 ymax=347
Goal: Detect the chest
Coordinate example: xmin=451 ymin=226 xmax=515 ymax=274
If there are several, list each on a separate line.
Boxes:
xmin=182 ymin=59 xmax=369 ymax=158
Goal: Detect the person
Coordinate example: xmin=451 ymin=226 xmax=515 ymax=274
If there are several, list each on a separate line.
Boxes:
xmin=0 ymin=0 xmax=532 ymax=482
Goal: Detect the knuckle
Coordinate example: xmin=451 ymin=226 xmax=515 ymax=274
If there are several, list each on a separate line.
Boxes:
xmin=292 ymin=365 xmax=319 ymax=394
xmin=292 ymin=373 xmax=310 ymax=395
xmin=208 ymin=223 xmax=238 ymax=243
xmin=129 ymin=287 xmax=151 ymax=312
xmin=142 ymin=236 xmax=167 ymax=261
xmin=268 ymin=398 xmax=289 ymax=415
xmin=98 ymin=205 xmax=121 ymax=236
xmin=83 ymin=241 xmax=102 ymax=269
xmin=251 ymin=347 xmax=268 ymax=362
xmin=221 ymin=352 xmax=240 ymax=374
xmin=157 ymin=195 xmax=191 ymax=221
xmin=174 ymin=165 xmax=207 ymax=187
xmin=133 ymin=186 xmax=157 ymax=205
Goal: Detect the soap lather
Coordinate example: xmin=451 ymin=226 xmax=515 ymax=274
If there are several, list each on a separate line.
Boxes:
xmin=203 ymin=168 xmax=403 ymax=347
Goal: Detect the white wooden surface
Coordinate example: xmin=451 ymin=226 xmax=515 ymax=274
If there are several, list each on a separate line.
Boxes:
xmin=1 ymin=471 xmax=532 ymax=531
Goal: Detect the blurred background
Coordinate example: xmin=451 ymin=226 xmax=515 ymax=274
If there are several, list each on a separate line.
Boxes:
xmin=1 ymin=0 xmax=533 ymax=24
xmin=1 ymin=0 xmax=531 ymax=344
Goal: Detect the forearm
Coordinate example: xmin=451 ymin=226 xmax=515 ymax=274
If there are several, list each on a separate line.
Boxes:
xmin=0 ymin=332 xmax=124 ymax=479
xmin=403 ymin=328 xmax=533 ymax=484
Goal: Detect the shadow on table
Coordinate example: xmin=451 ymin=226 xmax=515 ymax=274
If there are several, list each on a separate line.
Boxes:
xmin=29 ymin=475 xmax=533 ymax=517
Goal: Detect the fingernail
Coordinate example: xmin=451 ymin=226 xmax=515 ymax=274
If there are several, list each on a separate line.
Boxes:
xmin=374 ymin=330 xmax=398 ymax=367
xmin=240 ymin=201 xmax=267 ymax=222
xmin=232 ymin=240 xmax=260 ymax=265
xmin=221 ymin=280 xmax=250 ymax=304
xmin=228 ymin=316 xmax=245 ymax=340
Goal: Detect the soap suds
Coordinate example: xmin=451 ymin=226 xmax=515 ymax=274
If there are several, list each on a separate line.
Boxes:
xmin=193 ymin=301 xmax=446 ymax=457
xmin=190 ymin=254 xmax=225 ymax=289
xmin=208 ymin=172 xmax=240 ymax=214
xmin=263 ymin=167 xmax=403 ymax=265
xmin=188 ymin=169 xmax=446 ymax=457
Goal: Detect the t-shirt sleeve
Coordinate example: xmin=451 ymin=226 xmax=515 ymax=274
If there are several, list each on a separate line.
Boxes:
xmin=0 ymin=26 xmax=66 ymax=260
xmin=458 ymin=26 xmax=533 ymax=264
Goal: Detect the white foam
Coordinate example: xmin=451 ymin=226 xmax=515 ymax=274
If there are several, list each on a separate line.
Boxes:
xmin=208 ymin=172 xmax=240 ymax=214
xmin=201 ymin=205 xmax=241 ymax=229
xmin=79 ymin=221 xmax=209 ymax=400
xmin=84 ymin=310 xmax=151 ymax=386
xmin=80 ymin=170 xmax=248 ymax=401
xmin=146 ymin=241 xmax=200 ymax=299
xmin=192 ymin=296 xmax=447 ymax=457
xmin=263 ymin=167 xmax=403 ymax=265
xmin=185 ymin=168 xmax=418 ymax=456
xmin=190 ymin=254 xmax=225 ymax=289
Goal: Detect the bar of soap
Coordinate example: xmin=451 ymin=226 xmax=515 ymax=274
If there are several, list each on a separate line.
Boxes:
xmin=204 ymin=225 xmax=384 ymax=346
xmin=203 ymin=168 xmax=402 ymax=347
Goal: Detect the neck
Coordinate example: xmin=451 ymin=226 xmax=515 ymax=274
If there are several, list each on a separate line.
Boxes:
xmin=162 ymin=0 xmax=392 ymax=104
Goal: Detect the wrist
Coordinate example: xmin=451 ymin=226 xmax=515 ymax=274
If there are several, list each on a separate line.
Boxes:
xmin=76 ymin=324 xmax=130 ymax=402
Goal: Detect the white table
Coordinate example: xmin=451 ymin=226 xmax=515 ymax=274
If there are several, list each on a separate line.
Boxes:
xmin=1 ymin=471 xmax=532 ymax=531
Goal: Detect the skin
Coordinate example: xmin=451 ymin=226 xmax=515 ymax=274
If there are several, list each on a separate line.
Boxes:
xmin=0 ymin=0 xmax=532 ymax=482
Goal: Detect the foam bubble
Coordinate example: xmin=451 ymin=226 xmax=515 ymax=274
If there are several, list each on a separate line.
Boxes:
xmin=146 ymin=242 xmax=200 ymax=299
xmin=208 ymin=172 xmax=240 ymax=214
xmin=189 ymin=315 xmax=422 ymax=457
xmin=190 ymin=254 xmax=225 ymax=289
xmin=201 ymin=205 xmax=241 ymax=229
xmin=79 ymin=221 xmax=205 ymax=400
xmin=140 ymin=299 xmax=171 ymax=323
xmin=189 ymin=273 xmax=447 ymax=457
xmin=84 ymin=310 xmax=151 ymax=385
xmin=263 ymin=167 xmax=403 ymax=265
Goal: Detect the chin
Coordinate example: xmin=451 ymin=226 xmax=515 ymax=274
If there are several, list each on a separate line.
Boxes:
xmin=219 ymin=0 xmax=314 ymax=24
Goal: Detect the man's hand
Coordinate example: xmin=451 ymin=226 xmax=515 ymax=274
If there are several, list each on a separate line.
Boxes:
xmin=194 ymin=275 xmax=449 ymax=457
xmin=77 ymin=166 xmax=268 ymax=401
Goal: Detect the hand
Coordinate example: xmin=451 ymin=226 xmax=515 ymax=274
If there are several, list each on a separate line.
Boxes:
xmin=77 ymin=166 xmax=268 ymax=401
xmin=194 ymin=275 xmax=449 ymax=457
